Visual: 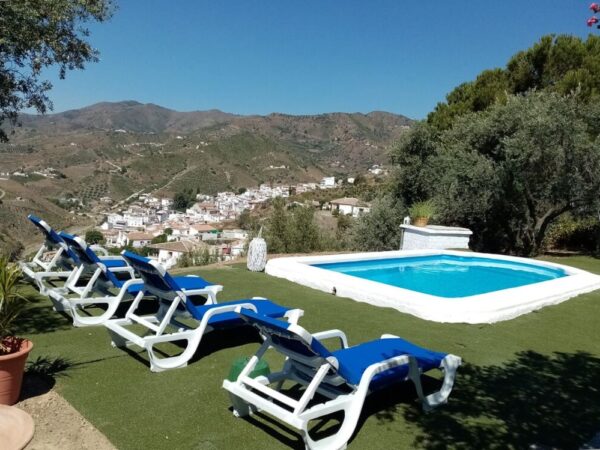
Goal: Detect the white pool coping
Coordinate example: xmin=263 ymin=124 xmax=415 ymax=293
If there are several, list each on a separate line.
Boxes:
xmin=265 ymin=250 xmax=600 ymax=324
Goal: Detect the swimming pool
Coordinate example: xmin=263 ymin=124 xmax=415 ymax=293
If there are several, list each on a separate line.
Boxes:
xmin=312 ymin=255 xmax=567 ymax=298
xmin=265 ymin=250 xmax=600 ymax=323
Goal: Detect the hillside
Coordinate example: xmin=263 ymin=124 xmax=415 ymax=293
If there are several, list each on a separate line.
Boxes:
xmin=0 ymin=101 xmax=412 ymax=254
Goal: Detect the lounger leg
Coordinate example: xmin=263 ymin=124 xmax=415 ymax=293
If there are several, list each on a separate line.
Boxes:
xmin=147 ymin=339 xmax=192 ymax=372
xmin=107 ymin=327 xmax=132 ymax=348
xmin=46 ymin=290 xmax=69 ymax=312
xmin=230 ymin=393 xmax=255 ymax=418
xmin=71 ymin=300 xmax=119 ymax=327
xmin=408 ymin=354 xmax=461 ymax=412
xmin=424 ymin=354 xmax=461 ymax=408
xmin=146 ymin=329 xmax=202 ymax=372
xmin=300 ymin=396 xmax=362 ymax=450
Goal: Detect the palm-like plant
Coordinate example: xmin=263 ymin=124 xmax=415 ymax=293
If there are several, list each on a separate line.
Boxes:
xmin=0 ymin=257 xmax=27 ymax=355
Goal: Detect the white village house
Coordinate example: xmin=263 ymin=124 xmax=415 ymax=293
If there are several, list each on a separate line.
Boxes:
xmin=147 ymin=240 xmax=204 ymax=269
xmin=126 ymin=231 xmax=154 ymax=248
xmin=330 ymin=197 xmax=371 ymax=217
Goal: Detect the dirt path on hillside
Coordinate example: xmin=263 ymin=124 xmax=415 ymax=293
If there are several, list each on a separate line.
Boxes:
xmin=16 ymin=387 xmax=115 ymax=450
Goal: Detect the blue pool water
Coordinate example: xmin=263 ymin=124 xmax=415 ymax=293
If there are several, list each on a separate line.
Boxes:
xmin=312 ymin=255 xmax=567 ymax=298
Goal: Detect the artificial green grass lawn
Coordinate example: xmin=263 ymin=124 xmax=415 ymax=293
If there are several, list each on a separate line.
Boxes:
xmin=17 ymin=256 xmax=600 ymax=450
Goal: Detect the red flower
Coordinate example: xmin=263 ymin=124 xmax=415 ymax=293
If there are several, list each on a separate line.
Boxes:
xmin=591 ymin=3 xmax=600 ymax=13
xmin=588 ymin=16 xmax=599 ymax=26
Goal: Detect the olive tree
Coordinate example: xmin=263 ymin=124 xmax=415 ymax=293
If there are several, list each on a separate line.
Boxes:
xmin=351 ymin=195 xmax=406 ymax=251
xmin=391 ymin=92 xmax=600 ymax=255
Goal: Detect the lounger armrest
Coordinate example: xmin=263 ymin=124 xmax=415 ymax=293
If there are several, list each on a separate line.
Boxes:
xmin=197 ymin=302 xmax=260 ymax=330
xmin=121 ymin=278 xmax=144 ymax=288
xmin=381 ymin=333 xmax=399 ymax=339
xmin=284 ymin=308 xmax=304 ymax=325
xmin=359 ymin=354 xmax=413 ymax=387
xmin=312 ymin=329 xmax=349 ymax=349
xmin=91 ymin=245 xmax=109 ymax=256
xmin=181 ymin=286 xmax=222 ymax=297
xmin=205 ymin=284 xmax=223 ymax=295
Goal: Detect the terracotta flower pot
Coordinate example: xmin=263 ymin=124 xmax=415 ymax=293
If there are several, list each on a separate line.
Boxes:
xmin=0 ymin=339 xmax=33 ymax=405
xmin=413 ymin=217 xmax=429 ymax=227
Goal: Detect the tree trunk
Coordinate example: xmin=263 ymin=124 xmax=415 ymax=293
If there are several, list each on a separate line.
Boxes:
xmin=531 ymin=206 xmax=570 ymax=255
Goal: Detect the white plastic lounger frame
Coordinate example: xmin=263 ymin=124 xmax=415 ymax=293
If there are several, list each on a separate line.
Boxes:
xmin=223 ymin=318 xmax=461 ymax=450
xmin=105 ymin=294 xmax=300 ymax=372
xmin=104 ymin=256 xmax=298 ymax=372
xmin=28 ymin=242 xmax=112 ymax=296
xmin=18 ymin=216 xmax=78 ymax=294
xmin=45 ymin=235 xmax=138 ymax=327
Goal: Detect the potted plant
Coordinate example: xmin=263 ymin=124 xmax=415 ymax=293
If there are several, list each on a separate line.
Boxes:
xmin=409 ymin=200 xmax=436 ymax=227
xmin=0 ymin=257 xmax=33 ymax=405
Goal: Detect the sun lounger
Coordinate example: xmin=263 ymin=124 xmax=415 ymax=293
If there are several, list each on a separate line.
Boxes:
xmin=104 ymin=251 xmax=303 ymax=372
xmin=44 ymin=232 xmax=142 ymax=326
xmin=19 ymin=215 xmax=112 ymax=294
xmin=223 ymin=310 xmax=461 ymax=450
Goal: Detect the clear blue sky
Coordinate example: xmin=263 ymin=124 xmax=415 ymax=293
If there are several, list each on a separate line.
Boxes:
xmin=44 ymin=0 xmax=592 ymax=119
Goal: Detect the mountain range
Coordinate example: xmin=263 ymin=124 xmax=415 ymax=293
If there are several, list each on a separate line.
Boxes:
xmin=0 ymin=101 xmax=412 ymax=252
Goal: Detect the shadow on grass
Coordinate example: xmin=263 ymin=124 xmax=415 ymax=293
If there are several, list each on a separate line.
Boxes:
xmin=225 ymin=352 xmax=600 ymax=449
xmin=113 ymin=325 xmax=263 ymax=370
xmin=232 ymin=373 xmax=442 ymax=449
xmin=395 ymin=351 xmax=600 ymax=450
xmin=19 ymin=352 xmax=130 ymax=402
xmin=19 ymin=355 xmax=73 ymax=401
xmin=14 ymin=291 xmax=73 ymax=335
xmin=190 ymin=326 xmax=263 ymax=362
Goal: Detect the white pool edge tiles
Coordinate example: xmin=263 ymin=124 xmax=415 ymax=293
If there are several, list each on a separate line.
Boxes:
xmin=265 ymin=250 xmax=600 ymax=324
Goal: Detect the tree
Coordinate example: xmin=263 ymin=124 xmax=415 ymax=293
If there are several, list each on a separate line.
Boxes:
xmin=0 ymin=0 xmax=114 ymax=141
xmin=335 ymin=213 xmax=354 ymax=248
xmin=151 ymin=234 xmax=167 ymax=244
xmin=427 ymin=35 xmax=600 ymax=130
xmin=351 ymin=195 xmax=406 ymax=251
xmin=288 ymin=206 xmax=321 ymax=253
xmin=237 ymin=209 xmax=259 ymax=231
xmin=173 ymin=191 xmax=194 ymax=211
xmin=85 ymin=229 xmax=104 ymax=245
xmin=264 ymin=200 xmax=325 ymax=254
xmin=391 ymin=92 xmax=600 ymax=255
xmin=265 ymin=198 xmax=290 ymax=253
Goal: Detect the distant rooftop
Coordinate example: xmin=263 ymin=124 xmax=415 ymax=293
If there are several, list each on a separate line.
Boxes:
xmin=330 ymin=197 xmax=370 ymax=207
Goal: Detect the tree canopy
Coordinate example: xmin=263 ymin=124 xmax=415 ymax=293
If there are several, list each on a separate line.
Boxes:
xmin=427 ymin=35 xmax=600 ymax=130
xmin=351 ymin=195 xmax=406 ymax=251
xmin=85 ymin=229 xmax=104 ymax=245
xmin=173 ymin=190 xmax=195 ymax=211
xmin=392 ymin=92 xmax=600 ymax=255
xmin=0 ymin=0 xmax=114 ymax=141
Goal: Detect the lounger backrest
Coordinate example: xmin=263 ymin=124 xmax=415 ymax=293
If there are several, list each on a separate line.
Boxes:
xmin=28 ymin=214 xmax=62 ymax=245
xmin=59 ymin=232 xmax=122 ymax=286
xmin=239 ymin=310 xmax=336 ymax=365
xmin=28 ymin=215 xmax=79 ymax=262
xmin=121 ymin=251 xmax=181 ymax=295
xmin=59 ymin=232 xmax=97 ymax=265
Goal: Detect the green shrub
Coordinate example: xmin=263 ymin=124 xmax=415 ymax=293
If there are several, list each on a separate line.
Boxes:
xmin=85 ymin=229 xmax=104 ymax=245
xmin=0 ymin=257 xmax=28 ymax=354
xmin=543 ymin=214 xmax=600 ymax=253
xmin=351 ymin=195 xmax=406 ymax=251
